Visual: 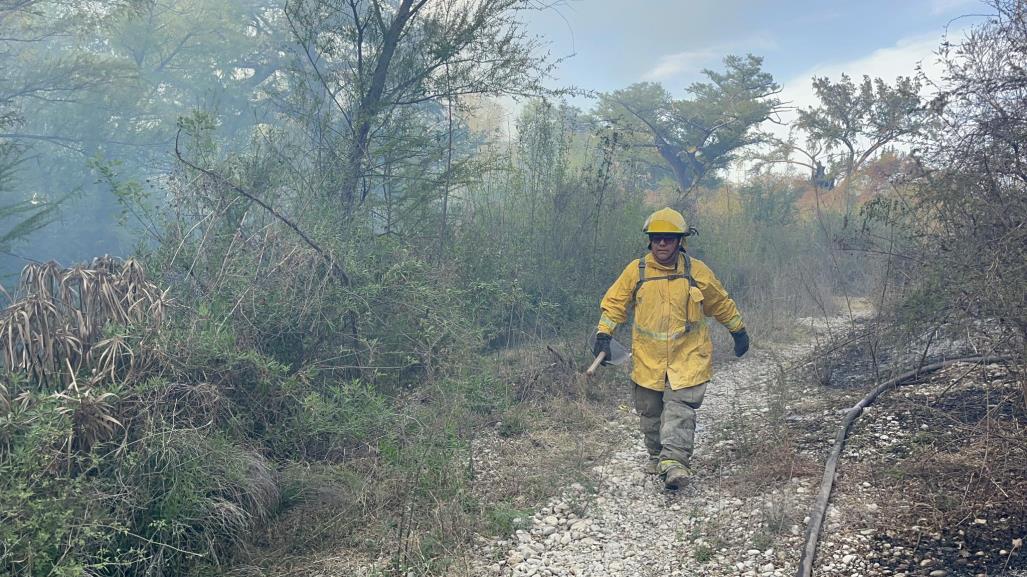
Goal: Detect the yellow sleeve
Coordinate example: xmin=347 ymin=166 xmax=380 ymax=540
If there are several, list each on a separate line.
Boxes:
xmin=693 ymin=259 xmax=745 ymax=333
xmin=596 ymin=260 xmax=640 ymax=335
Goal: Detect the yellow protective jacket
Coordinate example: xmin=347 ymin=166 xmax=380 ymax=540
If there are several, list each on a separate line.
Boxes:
xmin=597 ymin=252 xmax=744 ymax=391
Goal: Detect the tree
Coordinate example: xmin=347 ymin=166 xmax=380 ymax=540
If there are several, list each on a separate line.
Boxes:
xmin=738 ymin=173 xmax=803 ymax=227
xmin=747 ymin=74 xmax=926 ymax=311
xmin=0 ymin=0 xmax=287 ymax=271
xmin=904 ymin=0 xmax=1027 ymax=342
xmin=596 ymin=54 xmax=781 ymax=215
xmin=0 ymin=0 xmax=98 ymax=267
xmin=284 ymin=0 xmax=552 ymax=215
xmin=792 ymin=74 xmax=925 ymax=213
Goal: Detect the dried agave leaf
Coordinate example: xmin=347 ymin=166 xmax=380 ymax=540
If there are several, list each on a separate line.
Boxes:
xmin=36 ymin=261 xmax=61 ymax=301
xmin=53 ymin=382 xmax=123 ymax=453
xmin=1 ymin=258 xmax=166 ymax=387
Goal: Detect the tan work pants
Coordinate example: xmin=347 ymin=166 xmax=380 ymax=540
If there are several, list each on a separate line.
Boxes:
xmin=632 ymin=381 xmax=708 ymax=467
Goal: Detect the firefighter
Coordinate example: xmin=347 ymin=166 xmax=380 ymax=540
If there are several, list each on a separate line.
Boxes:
xmin=593 ymin=207 xmax=749 ymax=490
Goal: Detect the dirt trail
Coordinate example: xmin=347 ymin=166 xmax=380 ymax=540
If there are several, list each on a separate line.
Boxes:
xmin=326 ymin=312 xmax=1023 ymax=577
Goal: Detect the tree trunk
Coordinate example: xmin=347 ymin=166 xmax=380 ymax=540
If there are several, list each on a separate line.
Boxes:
xmin=654 ymin=135 xmax=700 ymax=218
xmin=342 ymin=0 xmax=421 ymax=212
xmin=437 ymin=63 xmax=453 ymax=262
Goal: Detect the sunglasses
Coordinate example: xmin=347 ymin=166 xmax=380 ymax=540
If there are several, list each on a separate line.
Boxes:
xmin=648 ymin=234 xmax=681 ymax=245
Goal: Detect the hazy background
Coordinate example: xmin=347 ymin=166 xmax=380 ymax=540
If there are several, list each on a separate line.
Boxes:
xmin=0 ymin=0 xmax=985 ymax=279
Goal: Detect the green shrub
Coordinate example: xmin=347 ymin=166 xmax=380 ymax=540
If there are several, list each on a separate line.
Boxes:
xmin=109 ymin=429 xmax=279 ymax=575
xmin=289 ymin=379 xmax=395 ymax=460
xmin=693 ymin=544 xmax=714 ymax=563
xmin=0 ymin=391 xmax=279 ymax=577
xmin=0 ymin=392 xmax=112 ymax=577
xmin=453 ymin=374 xmax=513 ymax=418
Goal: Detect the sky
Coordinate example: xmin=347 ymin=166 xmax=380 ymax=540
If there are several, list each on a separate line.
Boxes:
xmin=521 ymin=0 xmax=991 ymax=119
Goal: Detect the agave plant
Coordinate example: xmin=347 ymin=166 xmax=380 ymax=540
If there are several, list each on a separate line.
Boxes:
xmin=0 ymin=257 xmax=167 ymax=388
xmin=54 ymin=377 xmax=123 ymax=455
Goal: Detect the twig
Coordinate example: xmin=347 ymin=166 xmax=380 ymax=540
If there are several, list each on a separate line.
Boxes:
xmin=930 ymin=346 xmax=1002 ymax=404
xmin=545 ymin=344 xmax=569 ymax=368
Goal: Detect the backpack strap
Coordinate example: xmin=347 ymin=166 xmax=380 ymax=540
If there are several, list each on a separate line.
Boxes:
xmin=630 ymin=251 xmax=647 ymax=302
xmin=683 ymin=251 xmax=696 ymax=288
xmin=630 ymin=249 xmax=699 ymax=333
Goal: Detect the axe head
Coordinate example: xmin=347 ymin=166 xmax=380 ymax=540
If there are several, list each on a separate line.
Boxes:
xmin=588 ymin=333 xmax=631 ymax=366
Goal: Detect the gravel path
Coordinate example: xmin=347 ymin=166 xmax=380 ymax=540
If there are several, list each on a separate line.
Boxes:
xmin=471 ymin=343 xmax=822 ymax=577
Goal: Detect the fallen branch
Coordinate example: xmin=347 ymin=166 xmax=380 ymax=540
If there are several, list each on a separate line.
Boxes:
xmin=173 ymin=128 xmax=350 ymax=286
xmin=796 ymin=354 xmax=1016 ymax=577
xmin=173 ymin=129 xmax=363 ymax=374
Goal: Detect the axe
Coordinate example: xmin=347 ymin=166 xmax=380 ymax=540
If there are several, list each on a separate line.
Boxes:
xmin=585 ymin=334 xmax=630 ymax=376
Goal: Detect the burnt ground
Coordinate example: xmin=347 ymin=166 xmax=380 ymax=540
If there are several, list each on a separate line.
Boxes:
xmin=794 ymin=320 xmax=1026 ymax=577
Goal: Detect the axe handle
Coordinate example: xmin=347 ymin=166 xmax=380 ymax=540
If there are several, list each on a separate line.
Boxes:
xmin=585 ymin=351 xmax=606 ymax=376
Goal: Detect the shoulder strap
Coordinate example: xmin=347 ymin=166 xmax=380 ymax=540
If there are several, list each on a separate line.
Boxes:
xmin=631 ymin=251 xmax=647 ymax=303
xmin=629 ymin=249 xmax=700 ymax=333
xmin=683 ymin=251 xmax=696 ymax=288
xmin=631 ymin=249 xmax=696 ymax=302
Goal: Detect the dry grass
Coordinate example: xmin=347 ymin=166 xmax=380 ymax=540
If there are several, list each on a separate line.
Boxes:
xmin=703 ymin=413 xmax=821 ymax=495
xmin=890 ymin=378 xmax=1027 ymax=529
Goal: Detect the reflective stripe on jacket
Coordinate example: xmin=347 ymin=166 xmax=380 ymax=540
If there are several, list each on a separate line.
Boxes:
xmin=597 ymin=252 xmax=744 ymax=391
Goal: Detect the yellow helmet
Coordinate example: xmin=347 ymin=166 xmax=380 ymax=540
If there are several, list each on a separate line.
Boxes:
xmin=642 ymin=207 xmax=688 ymax=235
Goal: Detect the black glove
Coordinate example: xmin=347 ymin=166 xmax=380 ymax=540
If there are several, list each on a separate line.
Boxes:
xmin=731 ymin=329 xmax=749 ymax=357
xmin=593 ymin=332 xmax=612 ymax=365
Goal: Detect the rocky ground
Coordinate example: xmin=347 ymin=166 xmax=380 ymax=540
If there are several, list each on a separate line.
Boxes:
xmin=456 ymin=318 xmax=1026 ymax=577
xmin=306 ymin=314 xmax=1025 ymax=577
